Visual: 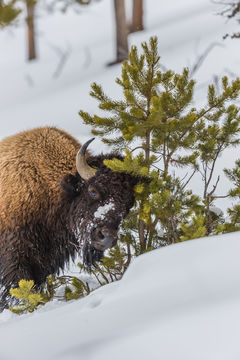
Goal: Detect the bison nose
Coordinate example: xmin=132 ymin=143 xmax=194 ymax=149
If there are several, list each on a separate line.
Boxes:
xmin=93 ymin=227 xmax=118 ymax=251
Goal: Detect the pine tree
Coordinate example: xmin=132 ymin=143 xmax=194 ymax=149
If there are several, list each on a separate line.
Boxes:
xmin=9 ymin=275 xmax=91 ymax=314
xmin=79 ymin=36 xmax=240 ymax=255
xmin=0 ymin=1 xmax=21 ymax=27
xmin=9 ymin=280 xmax=46 ymax=314
xmin=10 ymin=37 xmax=240 ymax=314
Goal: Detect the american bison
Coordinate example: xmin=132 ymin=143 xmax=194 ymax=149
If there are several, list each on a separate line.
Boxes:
xmin=0 ymin=127 xmax=138 ymax=309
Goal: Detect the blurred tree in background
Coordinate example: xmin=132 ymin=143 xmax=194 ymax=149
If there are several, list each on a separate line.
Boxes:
xmin=25 ymin=0 xmax=94 ymax=61
xmin=0 ymin=0 xmax=37 ymax=60
xmin=1 ymin=0 xmax=146 ymax=64
xmin=110 ymin=0 xmax=145 ymax=65
xmin=0 ymin=0 xmax=94 ymax=61
xmin=130 ymin=0 xmax=144 ymax=33
xmin=109 ymin=0 xmax=129 ymax=65
xmin=25 ymin=0 xmax=37 ymax=60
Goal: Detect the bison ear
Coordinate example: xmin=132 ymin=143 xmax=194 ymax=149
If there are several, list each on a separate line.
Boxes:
xmin=60 ymin=174 xmax=83 ymax=196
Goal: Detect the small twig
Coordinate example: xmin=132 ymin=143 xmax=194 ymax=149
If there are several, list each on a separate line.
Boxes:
xmin=151 ymin=163 xmax=164 ymax=173
xmin=182 ymin=168 xmax=198 ymax=189
xmin=93 ymin=264 xmax=109 ymax=283
xmin=208 ymin=175 xmax=220 ymax=197
xmin=91 ymin=270 xmax=105 ymax=286
xmin=213 ymin=0 xmax=240 ymax=38
xmin=213 ymin=0 xmax=240 ymax=18
xmin=48 ymin=42 xmax=72 ymax=78
xmin=130 ymin=146 xmax=144 ymax=153
xmin=124 ymin=242 xmax=132 ymax=272
xmin=190 ymin=42 xmax=223 ymax=77
xmin=213 ymin=194 xmax=229 ymax=199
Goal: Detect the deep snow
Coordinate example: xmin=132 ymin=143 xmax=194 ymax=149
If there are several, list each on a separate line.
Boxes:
xmin=1 ymin=232 xmax=240 ymax=360
xmin=1 ymin=0 xmax=240 ymax=359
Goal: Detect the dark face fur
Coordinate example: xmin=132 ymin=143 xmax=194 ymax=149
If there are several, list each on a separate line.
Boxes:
xmin=61 ymin=154 xmax=138 ymax=266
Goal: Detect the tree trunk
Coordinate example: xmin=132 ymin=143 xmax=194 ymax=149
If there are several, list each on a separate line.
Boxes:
xmin=131 ymin=0 xmax=144 ymax=33
xmin=110 ymin=0 xmax=128 ymax=65
xmin=26 ymin=1 xmax=36 ymax=61
xmin=138 ymin=130 xmax=151 ymax=253
xmin=138 ymin=219 xmax=146 ymax=253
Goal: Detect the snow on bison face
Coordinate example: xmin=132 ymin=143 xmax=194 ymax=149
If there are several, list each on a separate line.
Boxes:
xmin=61 ymin=138 xmax=138 ymax=266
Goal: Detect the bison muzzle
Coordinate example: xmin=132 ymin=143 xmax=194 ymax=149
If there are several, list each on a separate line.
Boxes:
xmin=0 ymin=127 xmax=138 ymax=309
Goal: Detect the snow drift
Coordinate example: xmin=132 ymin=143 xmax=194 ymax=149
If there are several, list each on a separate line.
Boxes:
xmin=0 ymin=232 xmax=240 ymax=360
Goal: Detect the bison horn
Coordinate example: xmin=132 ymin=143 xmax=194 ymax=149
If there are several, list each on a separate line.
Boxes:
xmin=76 ymin=138 xmax=96 ymax=180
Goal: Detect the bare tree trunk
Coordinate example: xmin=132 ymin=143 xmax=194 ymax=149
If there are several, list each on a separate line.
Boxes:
xmin=131 ymin=0 xmax=144 ymax=33
xmin=138 ymin=130 xmax=151 ymax=253
xmin=26 ymin=0 xmax=36 ymax=61
xmin=110 ymin=0 xmax=128 ymax=65
xmin=138 ymin=219 xmax=146 ymax=253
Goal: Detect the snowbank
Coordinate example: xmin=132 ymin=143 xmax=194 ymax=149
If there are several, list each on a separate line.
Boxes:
xmin=0 ymin=232 xmax=240 ymax=360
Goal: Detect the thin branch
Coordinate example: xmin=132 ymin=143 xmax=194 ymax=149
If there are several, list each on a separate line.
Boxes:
xmin=190 ymin=42 xmax=223 ymax=77
xmin=130 ymin=145 xmax=144 ymax=153
xmin=208 ymin=175 xmax=220 ymax=197
xmin=214 ymin=194 xmax=229 ymax=198
xmin=47 ymin=42 xmax=72 ymax=79
xmin=151 ymin=163 xmax=164 ymax=173
xmin=204 ymin=141 xmax=226 ymax=198
xmin=182 ymin=168 xmax=198 ymax=189
xmin=123 ymin=242 xmax=132 ymax=272
xmin=213 ymin=0 xmax=240 ymax=18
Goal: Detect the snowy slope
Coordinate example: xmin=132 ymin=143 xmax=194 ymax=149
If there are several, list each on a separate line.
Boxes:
xmin=1 ymin=232 xmax=240 ymax=360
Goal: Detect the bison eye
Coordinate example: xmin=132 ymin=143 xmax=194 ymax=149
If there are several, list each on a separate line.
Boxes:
xmin=88 ymin=186 xmax=100 ymax=200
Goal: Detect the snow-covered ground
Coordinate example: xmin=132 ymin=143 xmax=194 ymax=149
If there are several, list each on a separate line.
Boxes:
xmin=1 ymin=0 xmax=240 ymax=358
xmin=1 ymin=232 xmax=240 ymax=360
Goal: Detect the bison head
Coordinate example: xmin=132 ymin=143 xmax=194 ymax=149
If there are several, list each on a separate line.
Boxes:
xmin=60 ymin=138 xmax=138 ymax=266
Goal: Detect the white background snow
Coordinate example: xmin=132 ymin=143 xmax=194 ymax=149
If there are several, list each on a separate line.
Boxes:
xmin=1 ymin=0 xmax=240 ymax=359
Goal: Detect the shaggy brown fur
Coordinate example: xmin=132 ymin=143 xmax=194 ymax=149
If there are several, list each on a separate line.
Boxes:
xmin=0 ymin=127 xmax=80 ymax=227
xmin=0 ymin=127 xmax=138 ymax=310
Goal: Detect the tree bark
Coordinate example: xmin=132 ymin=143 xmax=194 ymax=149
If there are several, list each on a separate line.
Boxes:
xmin=138 ymin=219 xmax=146 ymax=253
xmin=26 ymin=1 xmax=36 ymax=61
xmin=111 ymin=0 xmax=128 ymax=65
xmin=131 ymin=0 xmax=144 ymax=33
xmin=138 ymin=129 xmax=151 ymax=253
